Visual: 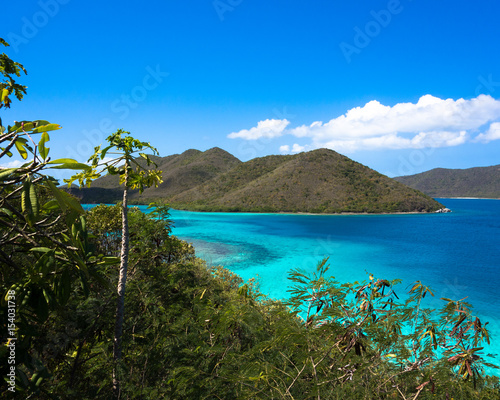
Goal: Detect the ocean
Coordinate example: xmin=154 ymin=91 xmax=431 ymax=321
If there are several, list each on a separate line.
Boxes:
xmin=166 ymin=198 xmax=500 ymax=373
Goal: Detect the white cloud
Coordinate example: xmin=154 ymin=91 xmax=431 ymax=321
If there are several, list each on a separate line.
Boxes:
xmin=228 ymin=119 xmax=290 ymax=140
xmin=321 ymin=130 xmax=469 ymax=153
xmin=0 ymin=159 xmax=24 ymax=169
xmin=228 ymin=95 xmax=500 ymax=152
xmin=290 ymin=95 xmax=500 ymax=151
xmin=279 ymin=143 xmax=308 ymax=154
xmin=291 ymin=144 xmax=306 ymax=153
xmin=475 ymin=122 xmax=500 ymax=143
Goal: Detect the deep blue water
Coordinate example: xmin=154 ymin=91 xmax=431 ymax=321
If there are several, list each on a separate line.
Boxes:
xmin=169 ymin=199 xmax=499 ymax=310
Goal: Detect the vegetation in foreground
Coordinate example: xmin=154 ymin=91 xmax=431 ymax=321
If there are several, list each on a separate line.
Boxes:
xmin=1 ymin=202 xmax=500 ymax=399
xmin=1 ymin=37 xmax=499 ymax=399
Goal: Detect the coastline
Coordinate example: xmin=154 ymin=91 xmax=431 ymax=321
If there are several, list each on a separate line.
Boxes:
xmin=437 ymin=197 xmax=500 ymax=200
xmin=84 ymin=203 xmax=443 ymax=216
xmin=168 ymin=208 xmax=441 ymax=217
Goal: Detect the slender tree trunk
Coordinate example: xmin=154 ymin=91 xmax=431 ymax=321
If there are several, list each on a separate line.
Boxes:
xmin=113 ymin=164 xmax=130 ymax=399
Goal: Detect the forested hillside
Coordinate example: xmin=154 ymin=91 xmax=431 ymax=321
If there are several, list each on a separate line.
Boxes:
xmin=395 ymin=165 xmax=500 ymax=198
xmin=4 ymin=201 xmax=500 ymax=399
xmin=70 ymin=148 xmax=443 ymax=214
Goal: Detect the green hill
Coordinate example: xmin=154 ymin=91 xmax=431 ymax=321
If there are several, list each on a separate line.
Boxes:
xmin=395 ymin=165 xmax=500 ymax=198
xmin=69 ymin=147 xmax=241 ymax=204
xmin=69 ymin=147 xmax=443 ymax=213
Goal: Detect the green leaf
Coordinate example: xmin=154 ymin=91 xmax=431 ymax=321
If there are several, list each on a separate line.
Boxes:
xmin=47 ymin=158 xmax=82 ymax=164
xmin=30 ymin=247 xmax=53 ymax=253
xmin=61 ymin=192 xmax=84 ymax=214
xmin=45 ymin=180 xmax=84 ymax=213
xmin=34 ymin=291 xmax=49 ymax=321
xmin=99 ymin=257 xmax=120 ymax=265
xmin=1 ymin=88 xmax=8 ymax=101
xmin=41 ymin=199 xmax=60 ymax=212
xmin=0 ymin=207 xmax=13 ymax=218
xmin=42 ymin=287 xmax=55 ymax=306
xmin=21 ymin=178 xmax=33 ymax=222
xmin=38 ymin=131 xmax=50 ymax=160
xmin=46 ymin=180 xmax=68 ymax=212
xmin=15 ymin=139 xmax=28 ymax=159
xmin=12 ymin=121 xmax=35 ymax=133
xmin=32 ymin=120 xmax=51 ymax=126
xmin=80 ymin=215 xmax=86 ymax=232
xmin=100 ymin=145 xmax=113 ymax=159
xmin=29 ymin=179 xmax=39 ymax=216
xmin=32 ymin=123 xmax=61 ymax=133
xmin=79 ymin=270 xmax=90 ymax=297
xmin=47 ymin=162 xmax=91 ymax=170
xmin=17 ymin=369 xmax=30 ymax=390
xmin=0 ymin=168 xmax=16 ymax=181
xmin=56 ymin=268 xmax=71 ymax=305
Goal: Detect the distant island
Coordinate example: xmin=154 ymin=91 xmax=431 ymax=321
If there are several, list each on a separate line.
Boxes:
xmin=395 ymin=165 xmax=500 ymax=199
xmin=68 ymin=147 xmax=443 ymax=214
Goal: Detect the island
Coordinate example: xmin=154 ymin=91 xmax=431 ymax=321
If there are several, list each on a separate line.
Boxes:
xmin=68 ymin=147 xmax=444 ymax=214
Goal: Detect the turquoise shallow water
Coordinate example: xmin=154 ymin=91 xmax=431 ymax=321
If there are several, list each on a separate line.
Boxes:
xmin=169 ymin=199 xmax=499 ymax=306
xmin=165 ymin=199 xmax=500 ymax=373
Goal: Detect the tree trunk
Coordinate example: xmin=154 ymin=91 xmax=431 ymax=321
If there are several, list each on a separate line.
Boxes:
xmin=113 ymin=165 xmax=130 ymax=399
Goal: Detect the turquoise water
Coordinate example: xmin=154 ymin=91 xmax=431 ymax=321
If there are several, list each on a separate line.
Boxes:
xmin=169 ymin=199 xmax=499 ymax=305
xmin=165 ymin=199 xmax=500 ymax=372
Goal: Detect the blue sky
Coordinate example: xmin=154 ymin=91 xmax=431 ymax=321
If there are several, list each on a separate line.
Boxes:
xmin=2 ymin=0 xmax=500 ymax=178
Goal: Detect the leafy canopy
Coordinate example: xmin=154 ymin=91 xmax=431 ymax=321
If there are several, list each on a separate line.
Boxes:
xmin=0 ymin=38 xmax=27 ymax=110
xmin=0 ymin=37 xmax=116 ymax=395
xmin=67 ymin=129 xmax=163 ymax=191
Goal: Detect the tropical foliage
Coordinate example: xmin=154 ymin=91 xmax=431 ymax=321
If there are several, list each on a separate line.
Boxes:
xmin=66 ymin=128 xmax=163 ymax=398
xmin=0 ymin=38 xmax=116 ymax=393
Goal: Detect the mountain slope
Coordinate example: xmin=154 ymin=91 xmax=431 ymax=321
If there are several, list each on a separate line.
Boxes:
xmin=133 ymin=147 xmax=242 ymax=202
xmin=69 ymin=147 xmax=443 ymax=213
xmin=170 ymin=148 xmax=442 ymax=213
xmin=70 ymin=147 xmax=241 ymax=203
xmin=395 ymin=165 xmax=500 ymax=198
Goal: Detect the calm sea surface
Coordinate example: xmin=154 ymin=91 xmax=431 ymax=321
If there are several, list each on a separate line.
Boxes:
xmin=169 ymin=199 xmax=499 ymax=306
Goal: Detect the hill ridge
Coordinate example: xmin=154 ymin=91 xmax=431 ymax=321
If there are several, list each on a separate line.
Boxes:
xmin=69 ymin=148 xmax=443 ymax=213
xmin=395 ymin=164 xmax=500 ymax=198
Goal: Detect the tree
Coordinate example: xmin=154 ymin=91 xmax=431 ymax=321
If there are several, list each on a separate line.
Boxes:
xmin=68 ymin=130 xmax=162 ymax=398
xmin=0 ymin=38 xmax=115 ymax=396
xmin=0 ymin=38 xmax=27 ymax=111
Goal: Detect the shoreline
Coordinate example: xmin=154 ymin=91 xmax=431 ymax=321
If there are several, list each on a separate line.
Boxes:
xmin=437 ymin=197 xmax=500 ymax=200
xmin=92 ymin=198 xmax=500 ymax=217
xmin=101 ymin=203 xmax=449 ymax=216
xmin=85 ymin=203 xmax=443 ymax=216
xmin=167 ymin=208 xmax=440 ymax=217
